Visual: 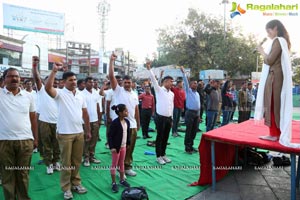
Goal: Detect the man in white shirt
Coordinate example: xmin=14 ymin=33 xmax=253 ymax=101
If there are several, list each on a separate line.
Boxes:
xmin=45 ymin=63 xmax=91 ymax=200
xmin=146 ymin=61 xmax=174 ymax=165
xmin=24 ymin=79 xmax=38 ymax=104
xmin=109 ymin=54 xmax=140 ymax=176
xmin=77 ymin=79 xmax=85 ymax=91
xmin=81 ymin=77 xmax=102 ymax=167
xmin=102 ymin=77 xmax=123 ymax=148
xmin=93 ymin=78 xmax=104 ymax=141
xmin=24 ymin=79 xmax=41 ymax=155
xmin=0 ymin=67 xmax=38 ymax=200
xmin=32 ymin=56 xmax=61 ymax=175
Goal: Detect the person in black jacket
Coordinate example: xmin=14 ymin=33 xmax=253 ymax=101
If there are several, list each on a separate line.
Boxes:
xmin=221 ymin=80 xmax=234 ymax=126
xmin=204 ymin=79 xmax=219 ymax=131
xmin=108 ymin=104 xmax=131 ymax=193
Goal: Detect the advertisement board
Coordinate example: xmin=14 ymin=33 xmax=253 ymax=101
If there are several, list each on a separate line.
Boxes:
xmin=3 ymin=3 xmax=65 ymax=35
xmin=199 ymin=70 xmax=226 ymax=80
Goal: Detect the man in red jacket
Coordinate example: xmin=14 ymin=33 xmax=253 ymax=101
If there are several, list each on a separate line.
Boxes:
xmin=171 ymin=79 xmax=186 ymax=137
xmin=139 ymin=85 xmax=155 ymax=139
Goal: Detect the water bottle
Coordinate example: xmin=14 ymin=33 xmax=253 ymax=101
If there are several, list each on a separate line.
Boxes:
xmin=144 ymin=151 xmax=155 ymax=155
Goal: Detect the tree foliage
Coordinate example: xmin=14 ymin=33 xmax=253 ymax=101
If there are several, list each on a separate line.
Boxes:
xmin=292 ymin=57 xmax=300 ymax=85
xmin=155 ymin=8 xmax=259 ymax=78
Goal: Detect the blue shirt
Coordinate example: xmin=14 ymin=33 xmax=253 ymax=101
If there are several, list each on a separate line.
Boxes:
xmin=182 ymin=72 xmax=200 ymax=111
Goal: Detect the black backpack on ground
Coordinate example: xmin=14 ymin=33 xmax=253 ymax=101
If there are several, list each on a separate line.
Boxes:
xmin=245 ymin=148 xmax=271 ymax=166
xmin=121 ymin=186 xmax=149 ymax=200
xmin=272 ymin=155 xmax=291 ymax=166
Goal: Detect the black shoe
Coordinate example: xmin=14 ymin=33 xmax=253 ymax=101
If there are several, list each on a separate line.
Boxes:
xmin=148 ymin=127 xmax=155 ymax=132
xmin=112 ymin=182 xmax=118 ymax=193
xmin=172 ymin=132 xmax=180 ymax=137
xmin=192 ymin=148 xmax=198 ymax=153
xmin=146 ymin=135 xmax=152 ymax=138
xmin=143 ymin=135 xmax=147 ymax=139
xmin=147 ymin=141 xmax=156 ymax=147
xmin=185 ymin=150 xmax=193 ymax=154
xmin=120 ymin=180 xmax=130 ymax=187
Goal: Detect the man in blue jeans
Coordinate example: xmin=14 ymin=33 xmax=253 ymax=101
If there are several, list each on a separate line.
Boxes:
xmin=204 ymin=79 xmax=220 ymax=131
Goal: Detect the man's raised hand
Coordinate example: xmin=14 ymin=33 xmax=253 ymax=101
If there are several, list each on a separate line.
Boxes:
xmin=32 ymin=56 xmax=39 ymax=68
xmin=110 ymin=53 xmax=117 ymax=62
xmin=146 ymin=60 xmax=152 ymax=70
xmin=53 ymin=62 xmax=63 ymax=72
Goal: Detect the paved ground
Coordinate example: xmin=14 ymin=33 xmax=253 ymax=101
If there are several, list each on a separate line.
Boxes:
xmin=188 ymin=107 xmax=300 ymax=200
xmin=188 ymin=160 xmax=300 ymax=200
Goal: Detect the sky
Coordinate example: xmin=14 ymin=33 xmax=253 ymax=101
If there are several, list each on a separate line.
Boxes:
xmin=0 ymin=0 xmax=299 ymax=63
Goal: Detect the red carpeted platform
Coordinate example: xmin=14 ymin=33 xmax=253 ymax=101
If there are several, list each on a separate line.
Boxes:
xmin=191 ymin=120 xmax=300 ymax=186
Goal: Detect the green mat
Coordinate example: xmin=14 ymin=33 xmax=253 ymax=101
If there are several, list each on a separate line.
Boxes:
xmin=293 ymin=112 xmax=300 ymax=120
xmin=0 ymin=121 xmax=207 ymax=200
xmin=2 ymin=107 xmax=299 ymax=200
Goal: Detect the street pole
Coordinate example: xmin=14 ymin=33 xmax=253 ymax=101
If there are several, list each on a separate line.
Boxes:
xmin=127 ymin=51 xmax=130 ymax=75
xmin=88 ymin=48 xmax=91 ymax=76
xmin=221 ymin=0 xmax=229 ymax=39
xmin=256 ymin=55 xmax=259 ymax=72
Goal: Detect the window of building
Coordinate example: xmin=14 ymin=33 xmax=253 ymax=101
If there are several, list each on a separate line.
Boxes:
xmin=0 ymin=49 xmax=22 ymax=66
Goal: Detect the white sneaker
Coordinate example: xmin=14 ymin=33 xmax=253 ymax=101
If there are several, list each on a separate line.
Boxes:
xmin=156 ymin=157 xmax=166 ymax=165
xmin=162 ymin=156 xmax=172 ymax=163
xmin=47 ymin=164 xmax=54 ymax=175
xmin=125 ymin=169 xmax=137 ymax=176
xmin=71 ymin=184 xmax=88 ymax=194
xmin=33 ymin=148 xmax=38 ymax=153
xmin=54 ymin=162 xmax=61 ymax=171
xmin=83 ymin=159 xmax=90 ymax=167
xmin=63 ymin=190 xmax=73 ymax=200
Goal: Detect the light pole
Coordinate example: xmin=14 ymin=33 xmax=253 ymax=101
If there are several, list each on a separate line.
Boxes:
xmin=127 ymin=51 xmax=130 ymax=75
xmin=221 ymin=0 xmax=229 ymax=39
xmin=256 ymin=55 xmax=259 ymax=72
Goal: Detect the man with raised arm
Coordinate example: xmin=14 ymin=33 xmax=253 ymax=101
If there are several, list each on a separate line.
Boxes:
xmin=146 ymin=61 xmax=174 ymax=165
xmin=180 ymin=66 xmax=201 ymax=154
xmin=45 ymin=62 xmax=91 ymax=200
xmin=108 ymin=54 xmax=140 ymax=176
xmin=32 ymin=56 xmax=61 ymax=175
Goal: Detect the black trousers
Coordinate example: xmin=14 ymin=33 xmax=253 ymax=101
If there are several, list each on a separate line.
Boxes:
xmin=184 ymin=110 xmax=199 ymax=151
xmin=200 ymin=105 xmax=204 ymax=120
xmin=246 ymin=102 xmax=252 ymax=120
xmin=155 ymin=114 xmax=172 ymax=157
xmin=238 ymin=110 xmax=248 ymax=123
xmin=141 ymin=108 xmax=152 ymax=137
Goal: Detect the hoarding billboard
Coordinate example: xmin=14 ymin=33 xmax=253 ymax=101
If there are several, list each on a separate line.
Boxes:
xmin=3 ymin=3 xmax=64 ymax=35
xmin=199 ymin=70 xmax=225 ymax=80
